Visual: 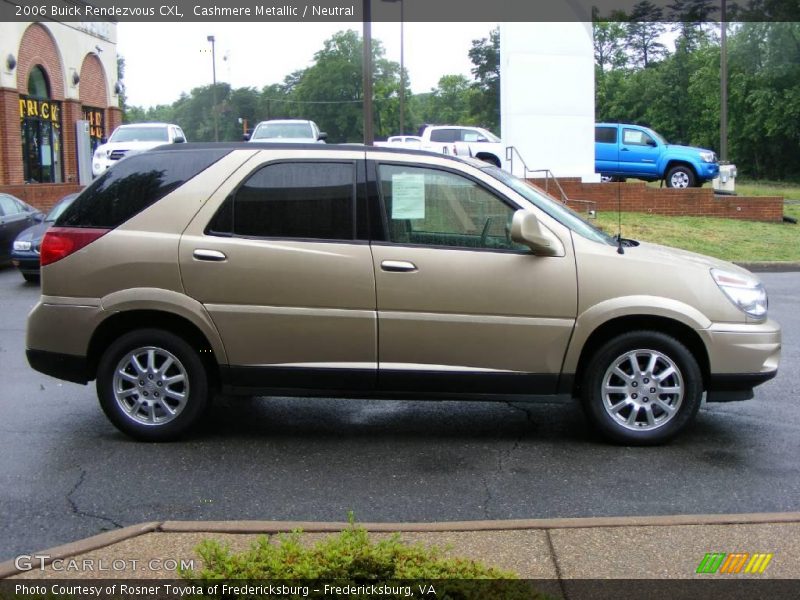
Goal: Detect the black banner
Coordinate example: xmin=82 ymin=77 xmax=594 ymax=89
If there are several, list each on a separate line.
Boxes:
xmin=1 ymin=0 xmax=800 ymax=22
xmin=3 ymin=579 xmax=800 ymax=600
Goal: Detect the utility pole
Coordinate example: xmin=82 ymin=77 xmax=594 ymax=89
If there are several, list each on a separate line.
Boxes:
xmin=720 ymin=0 xmax=728 ymax=162
xmin=207 ymin=35 xmax=219 ymax=142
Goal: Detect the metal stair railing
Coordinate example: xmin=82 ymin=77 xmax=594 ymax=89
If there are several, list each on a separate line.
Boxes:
xmin=505 ymin=145 xmax=597 ymax=217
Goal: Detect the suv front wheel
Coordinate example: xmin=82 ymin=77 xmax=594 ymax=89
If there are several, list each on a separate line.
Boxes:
xmin=581 ymin=331 xmax=702 ymax=445
xmin=96 ymin=328 xmax=210 ymax=441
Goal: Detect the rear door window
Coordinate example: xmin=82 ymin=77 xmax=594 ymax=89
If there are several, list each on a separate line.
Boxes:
xmin=595 ymin=127 xmax=617 ymax=144
xmin=207 ymin=161 xmax=356 ymax=241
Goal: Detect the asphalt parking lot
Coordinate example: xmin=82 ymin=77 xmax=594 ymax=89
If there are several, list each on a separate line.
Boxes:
xmin=1 ymin=266 xmax=798 ymax=562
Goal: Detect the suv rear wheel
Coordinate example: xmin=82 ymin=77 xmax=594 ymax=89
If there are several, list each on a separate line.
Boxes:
xmin=96 ymin=328 xmax=209 ymax=441
xmin=581 ymin=331 xmax=702 ymax=445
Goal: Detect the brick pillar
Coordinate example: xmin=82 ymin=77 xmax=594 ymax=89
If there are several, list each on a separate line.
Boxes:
xmin=0 ymin=88 xmax=24 ymax=185
xmin=61 ymin=99 xmax=81 ymax=184
xmin=107 ymin=106 xmax=122 ymax=135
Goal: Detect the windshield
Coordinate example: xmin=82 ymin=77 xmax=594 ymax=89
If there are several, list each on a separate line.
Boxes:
xmin=110 ymin=127 xmax=169 ymax=143
xmin=45 ymin=195 xmax=78 ymax=222
xmin=480 ymin=166 xmax=615 ymax=245
xmin=253 ymin=122 xmax=314 ymax=139
xmin=647 ymin=128 xmax=668 ymax=145
xmin=477 ymin=128 xmax=501 ymax=143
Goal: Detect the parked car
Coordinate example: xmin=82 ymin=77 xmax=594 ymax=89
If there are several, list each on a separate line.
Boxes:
xmin=595 ymin=123 xmax=719 ymax=188
xmin=92 ymin=122 xmax=187 ymax=177
xmin=378 ymin=125 xmax=504 ymax=167
xmin=11 ymin=193 xmax=79 ymax=282
xmin=0 ymin=193 xmax=43 ymax=263
xmin=245 ymin=119 xmax=327 ymax=143
xmin=27 ymin=143 xmax=780 ymax=444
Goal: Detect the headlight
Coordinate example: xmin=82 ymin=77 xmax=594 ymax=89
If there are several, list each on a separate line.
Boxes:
xmin=13 ymin=240 xmax=32 ymax=251
xmin=711 ymin=268 xmax=767 ymax=319
xmin=700 ymin=151 xmax=716 ymax=163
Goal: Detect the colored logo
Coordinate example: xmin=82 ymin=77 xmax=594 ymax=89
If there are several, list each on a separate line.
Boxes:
xmin=696 ymin=552 xmax=773 ymax=574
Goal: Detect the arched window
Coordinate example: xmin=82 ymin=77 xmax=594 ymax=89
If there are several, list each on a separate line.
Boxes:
xmin=27 ymin=66 xmax=50 ymax=98
xmin=20 ymin=66 xmax=62 ymax=183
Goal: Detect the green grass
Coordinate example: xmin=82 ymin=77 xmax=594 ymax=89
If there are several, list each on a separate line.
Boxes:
xmin=595 ymin=204 xmax=800 ymax=262
xmin=734 ymin=179 xmax=800 ymax=200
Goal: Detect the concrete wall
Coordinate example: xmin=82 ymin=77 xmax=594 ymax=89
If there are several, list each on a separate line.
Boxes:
xmin=500 ymin=22 xmax=597 ymax=181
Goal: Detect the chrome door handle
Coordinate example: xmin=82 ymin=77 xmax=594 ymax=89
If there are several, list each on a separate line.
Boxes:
xmin=381 ymin=260 xmax=417 ymax=273
xmin=193 ymin=249 xmax=227 ymax=262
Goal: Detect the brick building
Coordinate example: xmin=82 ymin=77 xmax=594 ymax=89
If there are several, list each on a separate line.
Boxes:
xmin=0 ymin=21 xmax=120 ymax=208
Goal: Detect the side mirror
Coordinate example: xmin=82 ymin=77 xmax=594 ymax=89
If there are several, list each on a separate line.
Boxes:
xmin=173 ymin=135 xmax=186 ymax=144
xmin=242 ymin=132 xmax=251 ymax=141
xmin=318 ymin=132 xmax=328 ymax=141
xmin=647 ymin=138 xmax=657 ymax=147
xmin=100 ymin=137 xmax=108 ymax=144
xmin=33 ymin=212 xmax=45 ymax=223
xmin=510 ymin=210 xmax=563 ymax=256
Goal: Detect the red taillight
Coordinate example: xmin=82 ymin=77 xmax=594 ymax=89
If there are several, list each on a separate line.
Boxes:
xmin=40 ymin=227 xmax=110 ymax=267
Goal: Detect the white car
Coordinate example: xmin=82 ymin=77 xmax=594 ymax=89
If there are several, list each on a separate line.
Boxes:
xmin=246 ymin=119 xmax=327 ymax=143
xmin=92 ymin=123 xmax=187 ymax=177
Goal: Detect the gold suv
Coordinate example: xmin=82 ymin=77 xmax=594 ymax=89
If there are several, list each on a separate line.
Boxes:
xmin=26 ymin=144 xmax=781 ymax=444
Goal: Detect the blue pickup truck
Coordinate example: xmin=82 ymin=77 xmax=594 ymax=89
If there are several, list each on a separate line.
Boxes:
xmin=595 ymin=123 xmax=719 ymax=188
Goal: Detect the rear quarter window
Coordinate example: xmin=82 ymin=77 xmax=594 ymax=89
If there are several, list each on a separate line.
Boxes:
xmin=595 ymin=127 xmax=617 ymax=144
xmin=57 ymin=149 xmax=231 ymax=228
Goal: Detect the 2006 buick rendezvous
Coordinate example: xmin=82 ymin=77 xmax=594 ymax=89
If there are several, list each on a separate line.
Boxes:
xmin=26 ymin=144 xmax=781 ymax=443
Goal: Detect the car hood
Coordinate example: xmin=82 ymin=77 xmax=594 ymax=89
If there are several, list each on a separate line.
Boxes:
xmin=14 ymin=221 xmax=51 ymax=244
xmin=633 ymin=240 xmax=754 ymax=278
xmin=666 ymin=144 xmax=714 ymax=156
xmin=96 ymin=140 xmax=167 ymax=155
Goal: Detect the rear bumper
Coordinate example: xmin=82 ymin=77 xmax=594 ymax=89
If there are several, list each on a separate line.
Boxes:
xmin=26 ymin=349 xmax=90 ymax=384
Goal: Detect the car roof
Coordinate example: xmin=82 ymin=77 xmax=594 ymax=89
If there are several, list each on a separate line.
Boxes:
xmin=116 ymin=122 xmax=177 ymax=128
xmin=150 ymin=142 xmax=472 ymax=162
xmin=254 ymin=119 xmax=314 ymax=125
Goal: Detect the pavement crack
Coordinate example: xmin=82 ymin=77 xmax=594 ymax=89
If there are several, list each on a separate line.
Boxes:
xmin=67 ymin=469 xmax=124 ymax=530
xmin=545 ymin=529 xmax=570 ymax=600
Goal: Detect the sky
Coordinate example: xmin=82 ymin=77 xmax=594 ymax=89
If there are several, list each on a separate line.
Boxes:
xmin=117 ymin=22 xmax=498 ymax=108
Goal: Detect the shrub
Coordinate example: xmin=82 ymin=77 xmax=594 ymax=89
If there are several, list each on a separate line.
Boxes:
xmin=181 ymin=521 xmax=547 ymax=599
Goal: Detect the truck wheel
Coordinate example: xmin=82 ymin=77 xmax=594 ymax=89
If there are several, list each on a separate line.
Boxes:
xmin=96 ymin=328 xmax=210 ymax=441
xmin=580 ymin=331 xmax=702 ymax=445
xmin=666 ymin=165 xmax=696 ymax=188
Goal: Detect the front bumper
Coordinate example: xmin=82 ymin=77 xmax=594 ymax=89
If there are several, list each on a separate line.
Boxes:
xmin=10 ymin=251 xmax=40 ymax=274
xmin=697 ymin=162 xmax=720 ymax=181
xmin=701 ymin=319 xmax=781 ymax=402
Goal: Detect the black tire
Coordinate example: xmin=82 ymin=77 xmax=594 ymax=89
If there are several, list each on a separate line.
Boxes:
xmin=580 ymin=331 xmax=702 ymax=445
xmin=22 ymin=272 xmax=40 ymax=283
xmin=96 ymin=328 xmax=210 ymax=441
xmin=665 ymin=165 xmax=697 ymax=188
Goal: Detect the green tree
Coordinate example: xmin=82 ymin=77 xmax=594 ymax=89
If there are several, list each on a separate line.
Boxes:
xmin=625 ymin=2 xmax=667 ymax=68
xmin=428 ymin=74 xmax=472 ymax=125
xmin=468 ymin=27 xmax=500 ymax=132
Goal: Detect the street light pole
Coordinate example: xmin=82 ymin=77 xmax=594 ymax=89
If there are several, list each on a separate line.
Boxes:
xmin=207 ymin=35 xmax=219 ymax=142
xmin=362 ymin=0 xmax=374 ymax=145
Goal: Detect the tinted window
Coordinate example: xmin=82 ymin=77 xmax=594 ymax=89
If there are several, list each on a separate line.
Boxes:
xmin=57 ymin=149 xmax=231 ymax=228
xmin=429 ymin=129 xmax=458 ymax=143
xmin=596 ymin=127 xmax=617 ymax=144
xmin=378 ymin=164 xmax=524 ymax=251
xmin=212 ymin=162 xmax=355 ymax=240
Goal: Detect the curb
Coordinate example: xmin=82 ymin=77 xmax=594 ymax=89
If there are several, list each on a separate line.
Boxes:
xmin=3 ymin=512 xmax=800 ymax=579
xmin=0 ymin=522 xmax=161 ymax=580
xmin=735 ymin=261 xmax=800 ymax=272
